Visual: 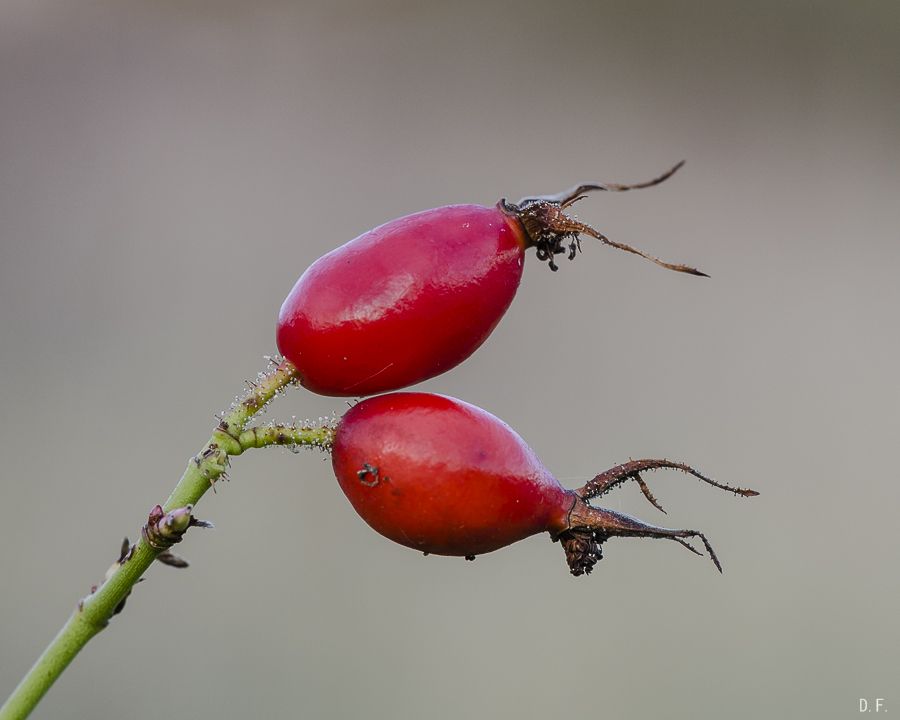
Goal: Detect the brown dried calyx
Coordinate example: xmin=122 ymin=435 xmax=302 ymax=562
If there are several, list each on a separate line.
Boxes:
xmin=499 ymin=161 xmax=708 ymax=275
xmin=555 ymin=459 xmax=758 ymax=576
xmin=558 ymin=528 xmax=606 ymax=577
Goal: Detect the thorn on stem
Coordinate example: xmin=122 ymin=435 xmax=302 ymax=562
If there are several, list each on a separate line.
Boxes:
xmin=117 ymin=537 xmax=131 ymax=564
xmin=156 ymin=551 xmax=190 ymax=568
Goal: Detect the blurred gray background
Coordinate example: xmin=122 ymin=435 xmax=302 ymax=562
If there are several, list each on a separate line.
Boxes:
xmin=1 ymin=1 xmax=898 ymax=718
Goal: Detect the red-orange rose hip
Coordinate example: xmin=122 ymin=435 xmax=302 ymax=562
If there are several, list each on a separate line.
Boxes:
xmin=333 ymin=392 xmax=568 ymax=556
xmin=278 ymin=205 xmax=525 ymax=396
xmin=331 ymin=393 xmax=757 ymax=575
xmin=277 ymin=163 xmax=705 ymax=396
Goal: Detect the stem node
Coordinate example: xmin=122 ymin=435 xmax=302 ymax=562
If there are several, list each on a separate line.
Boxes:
xmin=141 ymin=505 xmax=209 ymax=552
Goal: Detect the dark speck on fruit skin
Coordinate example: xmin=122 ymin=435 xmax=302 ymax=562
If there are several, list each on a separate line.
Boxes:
xmin=357 ymin=463 xmax=380 ymax=487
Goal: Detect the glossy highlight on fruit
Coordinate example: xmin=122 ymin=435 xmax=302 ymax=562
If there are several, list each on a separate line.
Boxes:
xmin=277 ymin=163 xmax=705 ymax=397
xmin=331 ymin=393 xmax=757 ymax=575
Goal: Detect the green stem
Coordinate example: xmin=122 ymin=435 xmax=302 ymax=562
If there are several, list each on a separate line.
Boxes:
xmin=0 ymin=359 xmax=331 ymax=720
xmin=237 ymin=423 xmax=334 ymax=452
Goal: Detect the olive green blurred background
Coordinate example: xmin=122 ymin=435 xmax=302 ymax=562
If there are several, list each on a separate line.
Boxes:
xmin=1 ymin=2 xmax=898 ymax=718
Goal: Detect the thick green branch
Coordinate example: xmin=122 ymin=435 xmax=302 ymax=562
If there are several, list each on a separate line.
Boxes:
xmin=0 ymin=359 xmax=328 ymax=720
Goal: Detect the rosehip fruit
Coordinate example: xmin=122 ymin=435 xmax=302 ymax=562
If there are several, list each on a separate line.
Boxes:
xmin=278 ymin=162 xmax=706 ymax=396
xmin=331 ymin=393 xmax=757 ymax=575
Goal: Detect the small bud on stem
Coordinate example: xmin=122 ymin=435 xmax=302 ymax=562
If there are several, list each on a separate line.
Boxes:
xmin=141 ymin=505 xmax=212 ymax=553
